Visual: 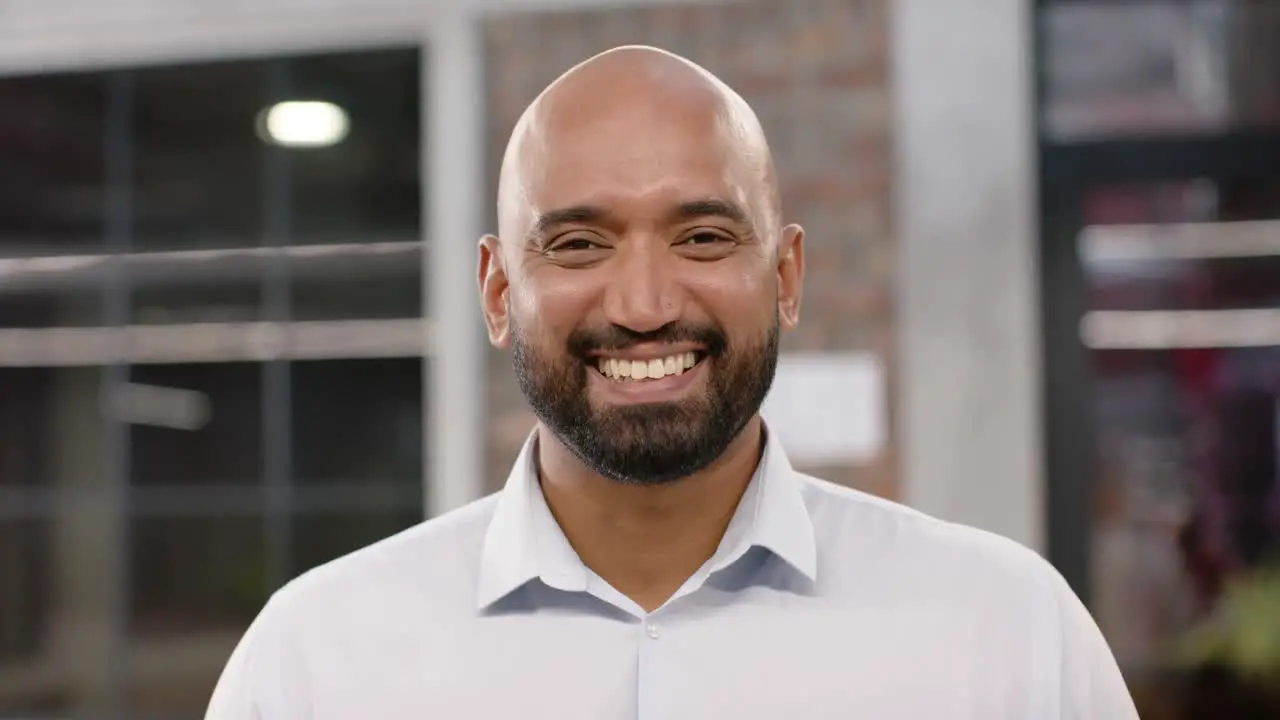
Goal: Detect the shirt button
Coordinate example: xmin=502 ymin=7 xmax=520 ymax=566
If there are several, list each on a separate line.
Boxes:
xmin=644 ymin=621 xmax=660 ymax=639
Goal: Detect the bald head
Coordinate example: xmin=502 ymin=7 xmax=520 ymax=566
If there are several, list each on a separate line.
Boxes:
xmin=477 ymin=47 xmax=805 ymax=487
xmin=496 ymin=46 xmax=780 ymax=247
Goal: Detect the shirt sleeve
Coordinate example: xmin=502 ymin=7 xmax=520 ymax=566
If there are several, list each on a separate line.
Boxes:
xmin=1047 ymin=566 xmax=1141 ymax=720
xmin=204 ymin=593 xmax=310 ymax=720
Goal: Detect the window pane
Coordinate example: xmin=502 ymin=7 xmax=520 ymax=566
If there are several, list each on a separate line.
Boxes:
xmin=0 ymin=510 xmax=125 ymax=717
xmin=0 ymin=73 xmax=107 ymax=257
xmin=126 ymin=515 xmax=266 ymax=717
xmin=1044 ymin=1 xmax=1280 ymax=141
xmin=0 ymin=519 xmax=65 ymax=716
xmin=0 ymin=366 xmax=111 ymax=510
xmin=0 ymin=72 xmax=108 ymax=334
xmin=287 ymin=49 xmax=421 ymax=246
xmin=128 ymin=516 xmax=266 ymax=636
xmin=128 ymin=363 xmax=262 ymax=490
xmin=1080 ymin=178 xmax=1280 ymax=704
xmin=132 ymin=61 xmax=265 ymax=253
xmin=291 ymin=358 xmax=423 ymax=492
xmin=0 ymin=369 xmax=56 ymax=490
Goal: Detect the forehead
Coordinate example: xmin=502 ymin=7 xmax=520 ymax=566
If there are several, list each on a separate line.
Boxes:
xmin=520 ymin=99 xmax=754 ymax=218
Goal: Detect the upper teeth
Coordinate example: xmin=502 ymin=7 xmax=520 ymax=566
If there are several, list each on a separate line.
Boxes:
xmin=598 ymin=352 xmax=698 ymax=380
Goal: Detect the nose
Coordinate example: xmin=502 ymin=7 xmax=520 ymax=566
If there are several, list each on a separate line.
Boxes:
xmin=602 ymin=240 xmax=683 ymax=333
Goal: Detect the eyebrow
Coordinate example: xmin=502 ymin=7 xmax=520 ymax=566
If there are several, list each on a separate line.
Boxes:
xmin=527 ymin=197 xmax=753 ymax=247
xmin=530 ymin=205 xmax=607 ymax=241
xmin=670 ymin=197 xmax=752 ymax=227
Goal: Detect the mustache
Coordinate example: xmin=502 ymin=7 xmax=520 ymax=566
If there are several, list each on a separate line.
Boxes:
xmin=567 ymin=321 xmax=728 ymax=359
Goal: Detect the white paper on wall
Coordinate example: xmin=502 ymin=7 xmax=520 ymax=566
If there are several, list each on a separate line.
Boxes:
xmin=760 ymin=352 xmax=886 ymax=465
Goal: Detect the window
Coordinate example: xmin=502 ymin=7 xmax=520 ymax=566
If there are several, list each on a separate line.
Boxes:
xmin=0 ymin=46 xmax=425 ymax=718
xmin=1043 ymin=1 xmax=1280 ymax=140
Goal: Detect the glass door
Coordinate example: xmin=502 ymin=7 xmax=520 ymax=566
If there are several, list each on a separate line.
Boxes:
xmin=1040 ymin=1 xmax=1280 ymax=713
xmin=1041 ymin=135 xmax=1280 ymax=716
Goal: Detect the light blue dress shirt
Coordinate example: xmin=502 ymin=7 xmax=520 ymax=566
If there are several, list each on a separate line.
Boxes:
xmin=206 ymin=427 xmax=1138 ymax=719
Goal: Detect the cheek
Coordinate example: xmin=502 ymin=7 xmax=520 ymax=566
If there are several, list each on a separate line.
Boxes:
xmin=513 ymin=272 xmax=599 ymax=340
xmin=687 ymin=265 xmax=775 ymax=325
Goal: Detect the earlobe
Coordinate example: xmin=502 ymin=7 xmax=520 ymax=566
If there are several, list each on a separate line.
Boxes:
xmin=477 ymin=235 xmax=512 ymax=348
xmin=776 ymin=224 xmax=805 ymax=329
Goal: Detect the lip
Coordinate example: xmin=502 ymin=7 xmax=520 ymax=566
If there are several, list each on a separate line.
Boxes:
xmin=585 ymin=342 xmax=706 ymax=362
xmin=587 ymin=354 xmax=709 ymax=405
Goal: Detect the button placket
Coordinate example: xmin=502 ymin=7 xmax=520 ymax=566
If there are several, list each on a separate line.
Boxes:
xmin=636 ymin=616 xmax=663 ymax=720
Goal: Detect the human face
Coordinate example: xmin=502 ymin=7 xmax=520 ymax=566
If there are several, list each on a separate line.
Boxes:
xmin=479 ymin=91 xmax=804 ymax=485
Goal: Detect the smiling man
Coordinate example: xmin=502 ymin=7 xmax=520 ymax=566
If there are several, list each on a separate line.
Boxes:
xmin=205 ymin=46 xmax=1138 ymax=719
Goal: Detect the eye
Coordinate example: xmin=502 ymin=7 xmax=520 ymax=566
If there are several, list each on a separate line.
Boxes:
xmin=549 ymin=237 xmax=604 ymax=253
xmin=543 ymin=235 xmax=610 ymax=267
xmin=682 ymin=231 xmax=730 ymax=246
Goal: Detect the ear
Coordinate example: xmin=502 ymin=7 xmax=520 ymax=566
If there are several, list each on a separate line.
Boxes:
xmin=776 ymin=223 xmax=805 ymax=329
xmin=477 ymin=234 xmax=512 ymax=348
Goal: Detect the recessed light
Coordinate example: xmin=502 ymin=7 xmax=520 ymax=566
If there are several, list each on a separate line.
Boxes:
xmin=258 ymin=100 xmax=350 ymax=148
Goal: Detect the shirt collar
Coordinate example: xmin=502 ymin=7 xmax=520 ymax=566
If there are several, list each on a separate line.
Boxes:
xmin=476 ymin=424 xmax=817 ymax=610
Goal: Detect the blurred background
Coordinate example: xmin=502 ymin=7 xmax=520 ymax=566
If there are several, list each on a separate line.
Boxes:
xmin=0 ymin=0 xmax=1277 ymax=717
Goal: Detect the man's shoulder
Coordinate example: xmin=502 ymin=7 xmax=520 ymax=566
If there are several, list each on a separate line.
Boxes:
xmin=794 ymin=472 xmax=1056 ymax=588
xmin=269 ymin=493 xmax=501 ymax=619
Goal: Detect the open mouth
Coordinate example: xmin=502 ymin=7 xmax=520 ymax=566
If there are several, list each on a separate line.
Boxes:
xmin=593 ymin=351 xmax=707 ymax=382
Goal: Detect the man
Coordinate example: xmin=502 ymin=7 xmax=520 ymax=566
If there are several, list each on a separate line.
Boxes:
xmin=206 ymin=46 xmax=1138 ymax=719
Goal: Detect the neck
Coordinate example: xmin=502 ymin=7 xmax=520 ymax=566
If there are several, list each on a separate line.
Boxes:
xmin=536 ymin=416 xmax=765 ymax=613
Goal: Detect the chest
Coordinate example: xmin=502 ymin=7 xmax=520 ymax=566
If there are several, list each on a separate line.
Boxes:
xmin=305 ymin=601 xmax=1039 ymax=720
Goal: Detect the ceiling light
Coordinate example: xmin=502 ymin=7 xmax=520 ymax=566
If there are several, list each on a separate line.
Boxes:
xmin=259 ymin=100 xmax=350 ymax=148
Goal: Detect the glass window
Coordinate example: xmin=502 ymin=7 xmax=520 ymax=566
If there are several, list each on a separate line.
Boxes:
xmin=0 ymin=519 xmax=64 ymax=716
xmin=292 ymin=358 xmax=424 ymax=496
xmin=0 ymin=73 xmax=107 ymax=257
xmin=129 ymin=516 xmax=268 ymax=639
xmin=126 ymin=517 xmax=266 ymax=717
xmin=0 ymin=45 xmax=425 ymax=719
xmin=132 ymin=61 xmax=266 ymax=253
xmin=1078 ymin=177 xmax=1280 ymax=705
xmin=288 ymin=50 xmax=421 ymax=246
xmin=128 ymin=363 xmax=262 ymax=489
xmin=1043 ymin=1 xmax=1280 ymax=141
xmin=0 ymin=369 xmax=56 ymax=490
xmin=0 ymin=72 xmax=108 ymax=333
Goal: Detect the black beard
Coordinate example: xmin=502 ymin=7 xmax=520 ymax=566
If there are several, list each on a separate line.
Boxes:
xmin=511 ymin=312 xmax=779 ymax=486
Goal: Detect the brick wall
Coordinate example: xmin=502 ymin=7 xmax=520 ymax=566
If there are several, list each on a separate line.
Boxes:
xmin=481 ymin=0 xmax=897 ymax=498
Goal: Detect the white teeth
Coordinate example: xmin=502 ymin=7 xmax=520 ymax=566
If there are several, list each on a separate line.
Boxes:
xmin=598 ymin=352 xmax=701 ymax=381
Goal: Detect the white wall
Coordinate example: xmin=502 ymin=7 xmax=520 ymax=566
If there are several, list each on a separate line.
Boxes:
xmin=894 ymin=0 xmax=1043 ymax=551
